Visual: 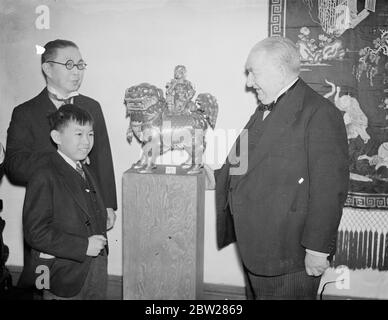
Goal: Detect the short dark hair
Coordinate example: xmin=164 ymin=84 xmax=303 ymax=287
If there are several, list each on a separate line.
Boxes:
xmin=48 ymin=104 xmax=94 ymax=132
xmin=41 ymin=39 xmax=78 ymax=65
xmin=41 ymin=40 xmax=79 ymax=80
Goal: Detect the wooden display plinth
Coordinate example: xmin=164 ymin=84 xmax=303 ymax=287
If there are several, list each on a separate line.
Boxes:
xmin=122 ymin=165 xmax=205 ymax=300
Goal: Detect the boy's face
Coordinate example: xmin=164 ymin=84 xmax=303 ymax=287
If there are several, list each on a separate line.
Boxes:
xmin=51 ymin=121 xmax=94 ymax=162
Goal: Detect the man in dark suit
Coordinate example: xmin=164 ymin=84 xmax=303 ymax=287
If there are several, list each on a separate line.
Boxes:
xmin=5 ymin=39 xmax=117 ymax=228
xmin=206 ymin=36 xmax=349 ymax=299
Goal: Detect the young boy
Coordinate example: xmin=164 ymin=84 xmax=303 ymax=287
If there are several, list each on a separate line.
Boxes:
xmin=18 ymin=104 xmax=108 ymax=300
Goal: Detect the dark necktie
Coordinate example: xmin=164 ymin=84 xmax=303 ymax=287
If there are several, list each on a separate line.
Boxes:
xmin=76 ymin=162 xmax=86 ymax=180
xmin=258 ymin=101 xmax=275 ymax=112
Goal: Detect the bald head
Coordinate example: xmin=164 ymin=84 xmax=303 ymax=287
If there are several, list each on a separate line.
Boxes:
xmin=245 ymin=36 xmax=300 ymax=104
xmin=246 ymin=36 xmax=300 ymax=77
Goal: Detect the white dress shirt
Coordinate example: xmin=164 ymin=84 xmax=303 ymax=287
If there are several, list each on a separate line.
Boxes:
xmin=262 ymin=77 xmax=299 ymax=120
xmin=57 ymin=149 xmax=80 ymax=171
xmin=47 ymin=85 xmax=79 ymax=109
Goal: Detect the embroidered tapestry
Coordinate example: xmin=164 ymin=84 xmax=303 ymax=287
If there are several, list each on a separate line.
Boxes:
xmin=269 ymin=0 xmax=388 ymax=270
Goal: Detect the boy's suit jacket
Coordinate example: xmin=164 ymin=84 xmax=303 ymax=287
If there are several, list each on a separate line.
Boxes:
xmin=5 ymin=88 xmax=117 ymax=210
xmin=215 ymin=79 xmax=349 ymax=276
xmin=18 ymin=152 xmax=108 ymax=297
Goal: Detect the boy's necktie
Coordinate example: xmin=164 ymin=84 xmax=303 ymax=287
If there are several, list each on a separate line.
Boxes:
xmin=76 ymin=162 xmax=86 ymax=180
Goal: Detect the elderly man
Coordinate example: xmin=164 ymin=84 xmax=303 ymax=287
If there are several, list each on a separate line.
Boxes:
xmin=209 ymin=36 xmax=349 ymax=299
xmin=5 ymin=39 xmax=117 ymax=229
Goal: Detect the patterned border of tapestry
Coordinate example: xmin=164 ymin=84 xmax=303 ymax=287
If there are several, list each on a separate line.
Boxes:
xmin=269 ymin=0 xmax=388 ymax=209
xmin=269 ymin=0 xmax=388 ymax=271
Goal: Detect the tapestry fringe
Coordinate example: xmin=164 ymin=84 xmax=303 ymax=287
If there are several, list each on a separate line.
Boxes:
xmin=332 ymin=230 xmax=388 ymax=271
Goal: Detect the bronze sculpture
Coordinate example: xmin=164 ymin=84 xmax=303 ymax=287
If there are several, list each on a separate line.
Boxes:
xmin=124 ymin=65 xmax=218 ymax=174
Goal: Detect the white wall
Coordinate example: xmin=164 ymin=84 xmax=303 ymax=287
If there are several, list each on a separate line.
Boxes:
xmin=2 ymin=1 xmax=387 ymax=299
xmin=0 ymin=0 xmax=268 ymax=286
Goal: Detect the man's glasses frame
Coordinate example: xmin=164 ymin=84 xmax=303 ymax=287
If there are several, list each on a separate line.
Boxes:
xmin=45 ymin=59 xmax=87 ymax=70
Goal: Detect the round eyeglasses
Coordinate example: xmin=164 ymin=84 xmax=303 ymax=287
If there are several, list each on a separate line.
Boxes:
xmin=46 ymin=59 xmax=87 ymax=70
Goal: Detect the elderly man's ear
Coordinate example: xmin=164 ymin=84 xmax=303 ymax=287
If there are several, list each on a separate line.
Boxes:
xmin=278 ymin=64 xmax=288 ymax=79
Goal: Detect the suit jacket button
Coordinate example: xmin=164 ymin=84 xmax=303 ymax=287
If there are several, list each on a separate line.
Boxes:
xmin=85 ymin=220 xmax=91 ymax=226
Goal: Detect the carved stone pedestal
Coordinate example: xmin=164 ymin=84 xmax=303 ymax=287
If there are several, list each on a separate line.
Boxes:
xmin=122 ymin=166 xmax=205 ymax=299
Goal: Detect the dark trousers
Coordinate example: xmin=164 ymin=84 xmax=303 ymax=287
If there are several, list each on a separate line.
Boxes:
xmin=243 ymin=267 xmax=321 ymax=300
xmin=43 ymin=254 xmax=107 ymax=300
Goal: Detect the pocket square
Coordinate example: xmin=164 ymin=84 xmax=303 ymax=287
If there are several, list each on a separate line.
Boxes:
xmin=39 ymin=252 xmax=55 ymax=259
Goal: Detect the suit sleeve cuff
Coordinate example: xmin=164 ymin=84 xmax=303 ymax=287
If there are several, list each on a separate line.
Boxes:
xmin=0 ymin=145 xmax=4 ymax=164
xmin=305 ymin=249 xmax=329 ymax=257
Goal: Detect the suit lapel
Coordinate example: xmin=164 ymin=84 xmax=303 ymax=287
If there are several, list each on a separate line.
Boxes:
xmin=37 ymin=87 xmax=57 ymax=113
xmin=83 ymin=165 xmax=106 ymax=221
xmin=29 ymin=89 xmax=58 ymax=152
xmin=228 ymin=107 xmax=264 ymax=168
xmin=52 ymin=153 xmax=91 ymax=219
xmin=236 ymin=79 xmax=306 ymax=182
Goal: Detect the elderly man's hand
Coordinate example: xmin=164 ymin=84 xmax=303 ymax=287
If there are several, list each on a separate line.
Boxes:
xmin=106 ymin=208 xmax=117 ymax=231
xmin=305 ymin=252 xmax=330 ymax=277
xmin=0 ymin=143 xmax=4 ymax=164
xmin=203 ymin=164 xmax=216 ymax=190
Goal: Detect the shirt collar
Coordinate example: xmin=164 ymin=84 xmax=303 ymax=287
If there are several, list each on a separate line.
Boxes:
xmin=57 ymin=150 xmax=80 ymax=170
xmin=274 ymin=77 xmax=299 ymax=103
xmin=47 ymin=86 xmax=79 ymax=108
xmin=47 ymin=85 xmax=79 ymax=100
